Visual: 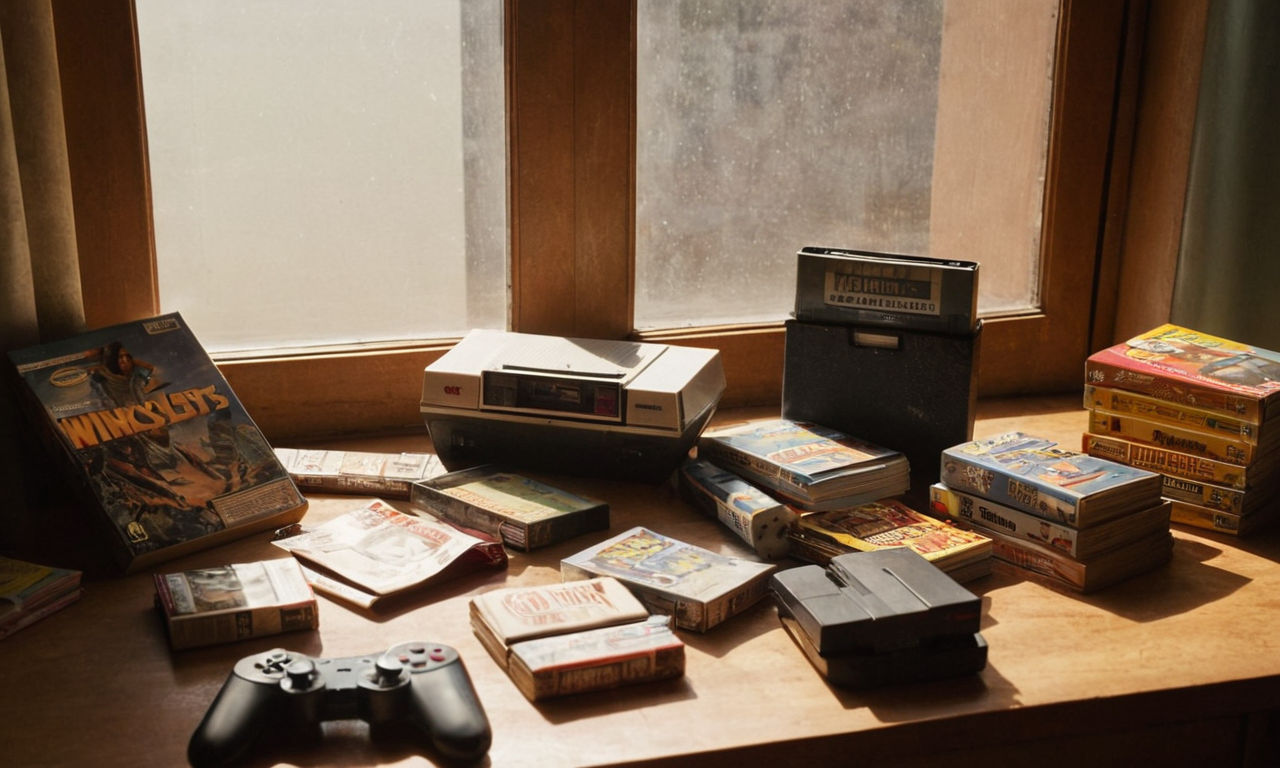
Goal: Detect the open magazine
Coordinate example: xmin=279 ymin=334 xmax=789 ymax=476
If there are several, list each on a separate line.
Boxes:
xmin=272 ymin=499 xmax=506 ymax=608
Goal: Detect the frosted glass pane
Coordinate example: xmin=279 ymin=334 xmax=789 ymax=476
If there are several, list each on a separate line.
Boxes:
xmin=136 ymin=0 xmax=506 ymax=354
xmin=636 ymin=0 xmax=1054 ymax=329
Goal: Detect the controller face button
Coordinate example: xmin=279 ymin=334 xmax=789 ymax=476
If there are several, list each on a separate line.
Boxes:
xmin=429 ymin=648 xmax=447 ymax=662
xmin=285 ymin=659 xmax=317 ymax=690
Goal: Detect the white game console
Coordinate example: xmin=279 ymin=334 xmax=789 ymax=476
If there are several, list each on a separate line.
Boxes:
xmin=420 ymin=329 xmax=725 ymax=482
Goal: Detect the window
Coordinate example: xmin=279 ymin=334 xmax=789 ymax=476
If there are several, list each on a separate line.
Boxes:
xmin=55 ymin=1 xmax=1134 ymax=439
xmin=135 ymin=0 xmax=505 ymax=354
xmin=634 ymin=1 xmax=1057 ymax=329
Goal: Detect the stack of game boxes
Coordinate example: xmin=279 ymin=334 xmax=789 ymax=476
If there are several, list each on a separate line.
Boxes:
xmin=930 ymin=432 xmax=1172 ymax=593
xmin=1083 ymin=324 xmax=1280 ymax=536
xmin=692 ymin=418 xmax=994 ymax=583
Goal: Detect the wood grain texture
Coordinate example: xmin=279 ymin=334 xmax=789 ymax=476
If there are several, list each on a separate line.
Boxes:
xmin=51 ymin=0 xmax=159 ymax=328
xmin=217 ymin=344 xmax=452 ymax=443
xmin=571 ymin=0 xmax=635 ymax=340
xmin=976 ymin=0 xmax=1128 ymax=395
xmin=509 ymin=0 xmax=634 ymax=338
xmin=2 ymin=397 xmax=1278 ymax=766
xmin=1090 ymin=0 xmax=1150 ymax=356
xmin=508 ymin=0 xmax=575 ymax=335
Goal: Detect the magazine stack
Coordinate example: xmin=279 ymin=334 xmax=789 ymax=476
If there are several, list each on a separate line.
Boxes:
xmin=696 ymin=418 xmax=910 ymax=511
xmin=0 ymin=557 xmax=82 ymax=638
xmin=695 ymin=418 xmax=992 ymax=582
xmin=1083 ymin=324 xmax=1280 ymax=536
xmin=786 ymin=499 xmax=993 ymax=583
xmin=931 ymin=432 xmax=1172 ymax=593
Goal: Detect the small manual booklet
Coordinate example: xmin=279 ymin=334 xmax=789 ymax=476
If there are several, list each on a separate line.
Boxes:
xmin=272 ymin=499 xmax=508 ymax=608
xmin=561 ymin=527 xmax=776 ymax=632
xmin=153 ymin=559 xmax=318 ymax=650
xmin=0 ymin=556 xmax=83 ymax=639
xmin=469 ymin=577 xmax=684 ymax=700
xmin=411 ymin=466 xmax=609 ymax=551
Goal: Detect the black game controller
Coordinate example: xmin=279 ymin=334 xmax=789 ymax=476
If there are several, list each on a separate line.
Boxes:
xmin=188 ymin=641 xmax=492 ymax=766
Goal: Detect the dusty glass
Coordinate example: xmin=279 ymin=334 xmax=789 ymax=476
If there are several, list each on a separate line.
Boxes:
xmin=136 ymin=0 xmax=506 ymax=353
xmin=635 ymin=0 xmax=1056 ymax=329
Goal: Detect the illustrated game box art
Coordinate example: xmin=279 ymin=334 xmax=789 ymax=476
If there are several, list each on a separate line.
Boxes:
xmin=8 ymin=313 xmax=307 ymax=572
xmin=561 ymin=526 xmax=775 ymax=632
xmin=1085 ymin=324 xmax=1280 ymax=423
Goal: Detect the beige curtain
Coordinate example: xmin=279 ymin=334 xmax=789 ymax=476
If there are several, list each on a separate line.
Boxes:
xmin=1 ymin=0 xmax=86 ymax=543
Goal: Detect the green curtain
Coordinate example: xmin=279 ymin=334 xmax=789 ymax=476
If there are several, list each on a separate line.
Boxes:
xmin=1172 ymin=0 xmax=1280 ymax=352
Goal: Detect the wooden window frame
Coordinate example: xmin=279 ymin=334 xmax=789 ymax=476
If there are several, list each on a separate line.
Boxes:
xmin=52 ymin=0 xmax=1140 ymax=441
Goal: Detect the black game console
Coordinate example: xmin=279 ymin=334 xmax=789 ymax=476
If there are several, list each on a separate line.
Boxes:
xmin=770 ymin=547 xmax=981 ymax=653
xmin=781 ymin=318 xmax=981 ymax=510
xmin=769 ymin=549 xmax=987 ymax=688
xmin=188 ymin=641 xmax=492 ymax=767
xmin=784 ymin=246 xmax=982 ymax=510
xmin=792 ymin=246 xmax=979 ymax=335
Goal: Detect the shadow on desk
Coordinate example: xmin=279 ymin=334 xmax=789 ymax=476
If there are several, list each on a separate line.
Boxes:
xmin=1086 ymin=537 xmax=1251 ymax=621
xmin=855 ymin=663 xmax=1017 ymax=722
xmin=1190 ymin=523 xmax=1280 ymax=563
xmin=961 ymin=535 xmax=1251 ymax=623
xmin=326 ymin=567 xmax=512 ymax=624
xmin=532 ymin=675 xmax=698 ymax=727
xmin=204 ymin=720 xmax=495 ymax=768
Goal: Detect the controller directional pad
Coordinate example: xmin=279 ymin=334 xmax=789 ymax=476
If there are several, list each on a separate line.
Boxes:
xmin=255 ymin=651 xmax=293 ymax=677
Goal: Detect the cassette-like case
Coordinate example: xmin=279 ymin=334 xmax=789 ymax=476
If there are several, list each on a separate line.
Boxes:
xmin=793 ymin=246 xmax=979 ymax=335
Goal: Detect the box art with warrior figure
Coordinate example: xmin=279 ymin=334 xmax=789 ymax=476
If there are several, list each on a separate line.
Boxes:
xmin=8 ymin=313 xmax=307 ymax=572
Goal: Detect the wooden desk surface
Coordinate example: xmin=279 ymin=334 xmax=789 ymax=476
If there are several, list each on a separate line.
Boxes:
xmin=3 ymin=395 xmax=1279 ymax=767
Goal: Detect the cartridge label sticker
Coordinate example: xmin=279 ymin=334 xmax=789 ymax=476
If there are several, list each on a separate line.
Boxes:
xmin=823 ymin=263 xmax=942 ymax=316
